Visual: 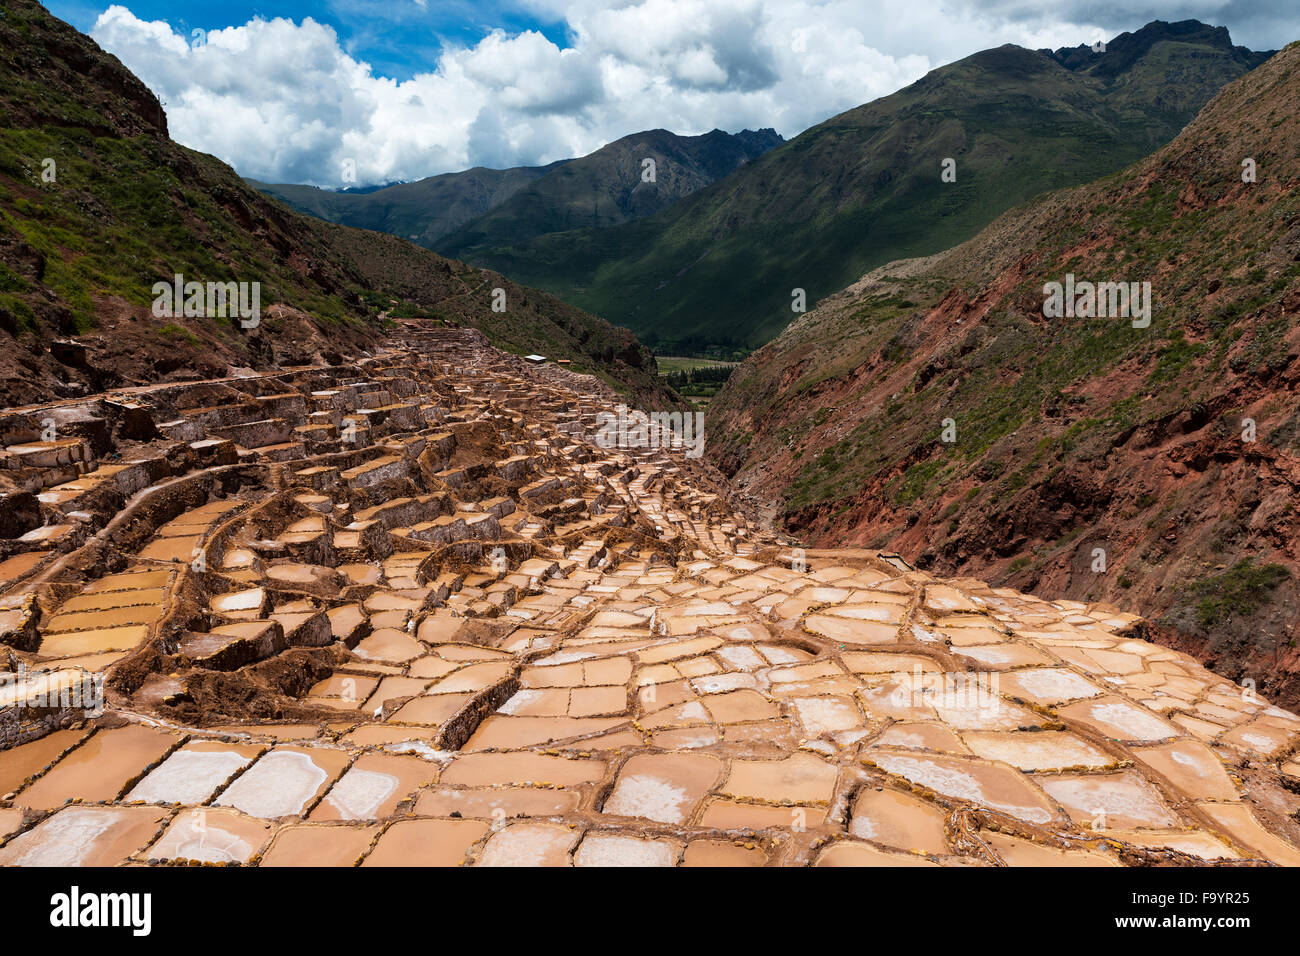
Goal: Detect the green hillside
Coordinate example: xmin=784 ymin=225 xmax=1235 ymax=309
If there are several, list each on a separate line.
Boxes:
xmin=252 ymin=127 xmax=781 ymax=257
xmin=452 ymin=21 xmax=1270 ymax=353
xmin=0 ymin=0 xmax=670 ymax=408
xmin=249 ymin=163 xmax=564 ymax=247
xmin=434 ymin=128 xmax=781 ymax=260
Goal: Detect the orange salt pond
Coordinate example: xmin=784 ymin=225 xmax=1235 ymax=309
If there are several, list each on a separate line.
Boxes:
xmin=146 ymin=808 xmax=273 ymax=864
xmin=15 ymin=725 xmax=179 ymax=811
xmin=0 ymin=806 xmax=168 ymax=866
xmin=260 ymin=824 xmax=382 ymax=866
xmin=361 ymin=819 xmax=488 ymax=866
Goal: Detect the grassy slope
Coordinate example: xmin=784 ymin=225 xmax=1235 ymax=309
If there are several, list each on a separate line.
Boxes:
xmin=252 ymin=127 xmax=781 ymax=259
xmin=708 ymin=41 xmax=1300 ymax=701
xmin=459 ymin=22 xmax=1270 ymax=353
xmin=0 ymin=0 xmax=670 ymax=408
xmin=249 ymin=163 xmax=562 ymax=246
xmin=433 ymin=128 xmax=782 ymax=261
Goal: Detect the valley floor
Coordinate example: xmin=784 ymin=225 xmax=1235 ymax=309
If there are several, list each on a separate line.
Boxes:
xmin=1 ymin=327 xmax=1299 ymax=866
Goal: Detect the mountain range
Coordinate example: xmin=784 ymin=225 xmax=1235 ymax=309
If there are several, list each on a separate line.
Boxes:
xmin=453 ymin=20 xmax=1272 ymax=352
xmin=252 ymin=127 xmax=783 ymax=253
xmin=246 ymin=22 xmax=1275 ymax=360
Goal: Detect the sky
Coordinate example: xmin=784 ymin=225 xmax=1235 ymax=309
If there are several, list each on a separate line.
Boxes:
xmin=45 ymin=0 xmax=1300 ymax=187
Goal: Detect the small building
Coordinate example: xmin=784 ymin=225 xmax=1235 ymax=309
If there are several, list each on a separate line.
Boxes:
xmin=524 ymin=354 xmax=547 ymax=365
xmin=556 ymin=358 xmax=571 ymax=366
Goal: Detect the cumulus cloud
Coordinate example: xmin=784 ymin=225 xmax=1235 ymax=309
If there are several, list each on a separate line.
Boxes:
xmin=88 ymin=0 xmax=1290 ymax=186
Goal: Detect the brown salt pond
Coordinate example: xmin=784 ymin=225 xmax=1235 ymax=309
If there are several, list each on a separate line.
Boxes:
xmin=361 ymin=819 xmax=488 ymax=866
xmin=426 ymin=660 xmax=512 ymax=694
xmin=15 ymin=725 xmax=180 ymax=811
xmin=602 ymin=752 xmax=722 ymax=824
xmin=960 ymin=730 xmax=1115 ymax=771
xmin=720 ymin=752 xmax=838 ymax=805
xmin=463 ymin=715 xmax=624 ymax=750
xmin=0 ymin=727 xmax=89 ymax=796
xmin=802 ymin=614 xmax=899 ymax=645
xmin=474 ymin=821 xmax=578 ymax=866
xmin=997 ymin=667 xmax=1104 ymax=705
xmin=415 ymin=786 xmax=582 ymax=818
xmin=353 ymin=628 xmax=424 ymax=663
xmin=982 ymin=831 xmax=1118 ymax=866
xmin=340 ymin=725 xmax=442 ymax=748
xmin=440 ymin=751 xmax=606 ymax=787
xmin=1105 ymin=828 xmax=1239 ymax=861
xmin=0 ymin=806 xmax=168 ymax=866
xmin=849 ymin=787 xmax=950 ymax=854
xmin=1039 ymin=772 xmax=1181 ymax=829
xmin=60 ymin=587 xmax=169 ymax=614
xmin=869 ymin=750 xmax=1060 ymax=824
xmin=574 ymin=832 xmax=679 ymax=866
xmin=681 ymin=840 xmax=766 ymax=866
xmin=1131 ymin=739 xmax=1239 ymax=800
xmin=310 ymin=753 xmax=436 ymax=820
xmin=138 ymin=535 xmax=201 ymax=562
xmin=306 ymin=672 xmax=380 ymax=707
xmin=1056 ymin=695 xmax=1182 ymax=742
xmin=697 ymin=799 xmax=827 ymax=829
xmin=259 ymin=824 xmax=381 ymax=866
xmin=815 ymin=841 xmax=940 ymax=866
xmin=37 ymin=624 xmax=151 ymax=658
xmin=388 ymin=692 xmax=472 ymax=726
xmin=0 ymin=550 xmax=51 ymax=584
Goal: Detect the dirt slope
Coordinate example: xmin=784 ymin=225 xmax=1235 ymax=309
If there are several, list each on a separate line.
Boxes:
xmin=710 ymin=42 xmax=1300 ymax=706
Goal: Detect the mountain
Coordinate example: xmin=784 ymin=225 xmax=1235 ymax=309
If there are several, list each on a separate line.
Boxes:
xmin=0 ymin=0 xmax=668 ymax=408
xmin=433 ymin=127 xmax=782 ymax=259
xmin=454 ymin=20 xmax=1271 ymax=353
xmin=707 ymin=41 xmax=1300 ymax=705
xmin=252 ymin=127 xmax=782 ymax=253
xmin=249 ymin=162 xmax=567 ymax=247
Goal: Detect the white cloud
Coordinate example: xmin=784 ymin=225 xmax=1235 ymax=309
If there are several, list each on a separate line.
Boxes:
xmin=88 ymin=0 xmax=1272 ymax=186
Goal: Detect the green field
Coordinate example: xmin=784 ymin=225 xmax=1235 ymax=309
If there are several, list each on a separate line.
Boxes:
xmin=656 ymin=355 xmax=739 ymax=376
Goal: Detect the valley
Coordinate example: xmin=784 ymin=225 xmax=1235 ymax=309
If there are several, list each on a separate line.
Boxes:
xmin=2 ymin=0 xmax=1299 ymax=877
xmin=4 ymin=324 xmax=1300 ymax=868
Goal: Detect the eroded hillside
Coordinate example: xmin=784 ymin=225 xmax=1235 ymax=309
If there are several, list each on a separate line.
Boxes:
xmin=710 ymin=42 xmax=1300 ymax=707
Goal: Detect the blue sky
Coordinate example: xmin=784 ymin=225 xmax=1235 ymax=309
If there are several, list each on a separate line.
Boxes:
xmin=54 ymin=1 xmax=1300 ymax=187
xmin=48 ymin=0 xmax=571 ymax=79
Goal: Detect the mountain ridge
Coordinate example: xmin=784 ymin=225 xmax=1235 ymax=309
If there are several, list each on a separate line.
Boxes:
xmin=253 ymin=126 xmax=783 ymax=252
xmin=450 ymin=19 xmax=1272 ymax=353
